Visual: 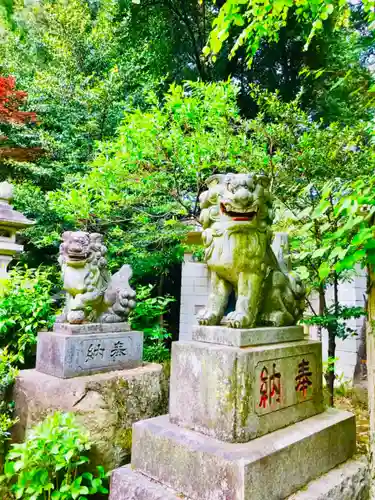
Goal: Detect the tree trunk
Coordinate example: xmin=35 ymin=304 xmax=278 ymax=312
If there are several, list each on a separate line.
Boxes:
xmin=326 ymin=325 xmax=336 ymax=407
xmin=367 ymin=263 xmax=375 ymax=496
xmin=158 ymin=273 xmax=165 ymax=328
xmin=327 ymin=273 xmax=339 ymax=407
xmin=318 ymin=283 xmax=325 ymax=341
xmin=318 ymin=283 xmax=335 ymax=405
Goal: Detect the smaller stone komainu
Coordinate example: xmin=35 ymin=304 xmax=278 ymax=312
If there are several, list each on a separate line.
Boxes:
xmin=56 ymin=231 xmax=136 ymax=324
xmin=197 ymin=172 xmax=305 ymax=329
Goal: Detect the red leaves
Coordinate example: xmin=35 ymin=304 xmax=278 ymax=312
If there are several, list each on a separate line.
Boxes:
xmin=0 ymin=76 xmax=37 ymax=124
xmin=0 ymin=76 xmax=43 ymax=161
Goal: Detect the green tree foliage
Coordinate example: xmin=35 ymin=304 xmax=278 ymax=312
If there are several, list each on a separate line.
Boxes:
xmin=300 ymin=177 xmax=375 ymax=276
xmin=131 ymin=285 xmax=175 ymax=362
xmin=43 ymin=82 xmax=374 ymax=275
xmin=0 ymin=0 xmax=169 ymax=187
xmin=205 ymin=0 xmax=375 ymax=66
xmin=236 ymin=87 xmax=374 ymax=201
xmin=279 ymin=183 xmax=367 ymax=404
xmin=0 ymin=0 xmax=183 ymax=266
xmin=0 ymin=267 xmax=58 ymax=367
xmin=45 ymin=81 xmax=255 ymax=277
xmin=0 ymin=0 xmax=371 ymax=276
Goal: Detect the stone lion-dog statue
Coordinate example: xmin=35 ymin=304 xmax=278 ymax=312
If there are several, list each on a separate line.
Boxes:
xmin=56 ymin=231 xmax=136 ymax=324
xmin=197 ymin=173 xmax=305 ymax=329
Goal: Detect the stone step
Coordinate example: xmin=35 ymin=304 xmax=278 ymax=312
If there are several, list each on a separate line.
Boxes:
xmin=110 ymin=467 xmax=183 ymax=500
xmin=289 ymin=457 xmax=369 ymax=500
xmin=110 ymin=457 xmax=368 ymax=500
xmin=129 ymin=409 xmax=355 ymax=500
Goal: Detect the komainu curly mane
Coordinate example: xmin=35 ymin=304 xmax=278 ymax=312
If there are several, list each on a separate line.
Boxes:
xmin=197 ymin=173 xmax=305 ymax=329
xmin=57 ymin=231 xmax=136 ymax=324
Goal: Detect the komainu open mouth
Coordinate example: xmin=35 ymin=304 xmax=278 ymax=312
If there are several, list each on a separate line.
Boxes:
xmin=67 ymin=252 xmax=88 ymax=261
xmin=220 ymin=202 xmax=258 ymax=221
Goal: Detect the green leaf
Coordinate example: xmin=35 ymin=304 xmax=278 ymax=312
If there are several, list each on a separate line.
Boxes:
xmin=312 ymin=247 xmax=327 ymax=259
xmin=318 ymin=261 xmax=331 ymax=281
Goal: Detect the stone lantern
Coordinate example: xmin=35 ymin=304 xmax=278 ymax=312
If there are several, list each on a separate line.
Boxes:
xmin=0 ymin=181 xmax=34 ymax=279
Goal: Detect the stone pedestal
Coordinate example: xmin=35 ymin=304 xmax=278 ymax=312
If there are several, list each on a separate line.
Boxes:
xmin=36 ymin=323 xmax=143 ymax=378
xmin=12 ymin=364 xmax=169 ymax=470
xmin=170 ymin=338 xmax=323 ymax=442
xmin=109 ymin=325 xmax=358 ymax=500
xmin=111 ymin=456 xmax=369 ymax=500
xmin=116 ymin=410 xmax=355 ymax=500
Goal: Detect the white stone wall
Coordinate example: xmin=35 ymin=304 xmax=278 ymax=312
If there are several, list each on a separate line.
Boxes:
xmin=179 ymin=253 xmax=210 ymax=341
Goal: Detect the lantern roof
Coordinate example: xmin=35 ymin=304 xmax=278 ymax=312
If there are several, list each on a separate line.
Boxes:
xmin=0 ymin=181 xmax=35 ymax=229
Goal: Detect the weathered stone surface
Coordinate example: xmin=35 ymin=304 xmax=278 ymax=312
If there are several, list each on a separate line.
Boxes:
xmin=170 ymin=339 xmax=324 ymax=442
xmin=192 ymin=325 xmax=304 ymax=347
xmin=288 ymin=457 xmax=369 ymax=500
xmin=110 ymin=466 xmax=183 ymax=500
xmin=197 ymin=173 xmax=305 ymax=329
xmin=12 ymin=364 xmax=169 ymax=470
xmin=131 ymin=409 xmax=356 ymax=500
xmin=36 ymin=330 xmax=143 ymax=378
xmin=110 ymin=457 xmax=368 ymax=500
xmin=53 ymin=322 xmax=130 ymax=335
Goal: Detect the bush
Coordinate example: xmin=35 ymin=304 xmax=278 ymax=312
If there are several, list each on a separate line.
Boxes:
xmin=130 ymin=285 xmax=175 ymax=363
xmin=0 ymin=266 xmax=57 ymax=367
xmin=0 ymin=350 xmax=19 ymax=462
xmin=0 ymin=350 xmax=18 ymax=400
xmin=0 ymin=405 xmax=18 ymax=463
xmin=0 ymin=412 xmax=108 ymax=500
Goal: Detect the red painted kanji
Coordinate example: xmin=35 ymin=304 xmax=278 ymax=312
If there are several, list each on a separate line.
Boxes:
xmin=269 ymin=363 xmax=281 ymax=403
xmin=295 ymin=358 xmax=313 ymax=398
xmin=259 ymin=363 xmax=281 ymax=408
xmin=259 ymin=366 xmax=269 ymax=408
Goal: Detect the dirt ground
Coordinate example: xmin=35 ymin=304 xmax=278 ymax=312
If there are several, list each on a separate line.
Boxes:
xmin=335 ymin=384 xmax=369 ymax=455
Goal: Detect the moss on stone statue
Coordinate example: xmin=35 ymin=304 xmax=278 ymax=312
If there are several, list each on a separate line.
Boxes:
xmin=239 ymin=370 xmax=252 ymax=430
xmin=114 ymin=428 xmax=133 ymax=463
xmin=223 ymin=359 xmax=253 ymax=441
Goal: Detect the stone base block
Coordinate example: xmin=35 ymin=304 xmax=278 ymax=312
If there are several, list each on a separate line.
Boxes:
xmin=192 ymin=325 xmax=305 ymax=347
xmin=170 ymin=339 xmax=324 ymax=442
xmin=289 ymin=456 xmax=369 ymax=500
xmin=110 ymin=467 xmax=183 ymax=500
xmin=130 ymin=410 xmax=356 ymax=500
xmin=110 ymin=456 xmax=368 ymax=500
xmin=12 ymin=365 xmax=168 ymax=470
xmin=36 ymin=328 xmax=143 ymax=378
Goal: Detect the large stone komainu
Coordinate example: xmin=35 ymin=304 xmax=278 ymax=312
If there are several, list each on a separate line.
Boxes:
xmin=197 ymin=173 xmax=305 ymax=328
xmin=57 ymin=231 xmax=136 ymax=324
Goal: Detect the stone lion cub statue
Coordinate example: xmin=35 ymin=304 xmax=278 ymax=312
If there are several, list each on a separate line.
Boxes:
xmin=197 ymin=173 xmax=305 ymax=329
xmin=56 ymin=231 xmax=136 ymax=324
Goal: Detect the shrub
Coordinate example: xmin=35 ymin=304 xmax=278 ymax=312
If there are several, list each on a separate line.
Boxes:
xmin=0 ymin=405 xmax=18 ymax=463
xmin=0 ymin=349 xmax=19 ymax=461
xmin=0 ymin=266 xmax=57 ymax=367
xmin=0 ymin=412 xmax=108 ymax=499
xmin=130 ymin=285 xmax=175 ymax=363
xmin=0 ymin=349 xmax=18 ymax=400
